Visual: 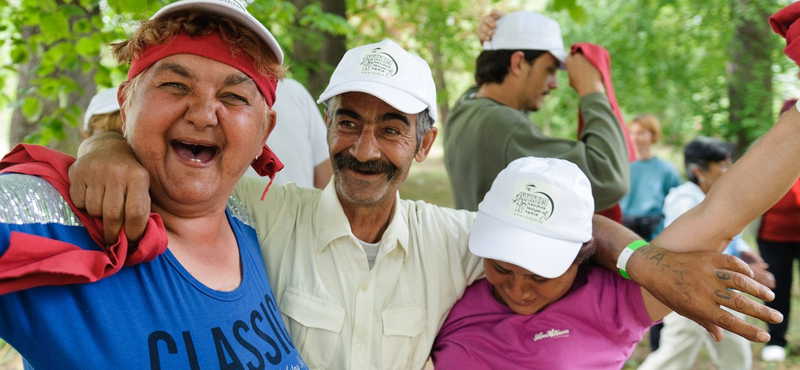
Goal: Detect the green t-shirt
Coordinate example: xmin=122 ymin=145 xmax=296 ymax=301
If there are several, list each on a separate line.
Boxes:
xmin=443 ymin=88 xmax=629 ymax=212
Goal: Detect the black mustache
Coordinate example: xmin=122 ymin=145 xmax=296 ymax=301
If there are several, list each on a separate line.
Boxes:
xmin=334 ymin=154 xmax=398 ymax=181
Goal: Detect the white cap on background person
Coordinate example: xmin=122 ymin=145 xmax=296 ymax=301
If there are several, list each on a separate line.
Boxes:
xmin=482 ymin=11 xmax=568 ymax=68
xmin=83 ymin=88 xmax=120 ymax=130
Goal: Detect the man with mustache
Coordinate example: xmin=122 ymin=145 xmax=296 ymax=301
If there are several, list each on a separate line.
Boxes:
xmin=71 ymin=39 xmax=779 ymax=369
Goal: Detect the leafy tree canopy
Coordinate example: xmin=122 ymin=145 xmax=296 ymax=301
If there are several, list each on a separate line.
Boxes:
xmin=0 ymin=0 xmax=794 ymax=154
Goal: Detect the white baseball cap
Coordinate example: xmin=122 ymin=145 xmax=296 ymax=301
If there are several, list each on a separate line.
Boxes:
xmin=470 ymin=157 xmax=594 ymax=278
xmin=83 ymin=87 xmax=120 ymax=130
xmin=317 ymin=39 xmax=438 ymax=123
xmin=482 ymin=11 xmax=567 ymax=69
xmin=153 ymin=0 xmax=283 ymax=64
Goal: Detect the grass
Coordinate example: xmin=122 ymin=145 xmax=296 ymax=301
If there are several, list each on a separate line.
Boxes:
xmin=4 ymin=138 xmax=800 ymax=369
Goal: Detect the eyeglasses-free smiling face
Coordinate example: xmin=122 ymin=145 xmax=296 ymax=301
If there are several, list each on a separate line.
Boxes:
xmin=327 ymin=92 xmax=435 ymax=209
xmin=483 ymin=258 xmax=578 ymax=316
xmin=122 ymin=53 xmax=273 ymax=213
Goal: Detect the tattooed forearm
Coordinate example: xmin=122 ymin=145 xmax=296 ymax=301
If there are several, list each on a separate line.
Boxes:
xmin=638 ymin=245 xmax=665 ymax=265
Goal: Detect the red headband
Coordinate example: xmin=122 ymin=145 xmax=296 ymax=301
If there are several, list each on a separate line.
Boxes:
xmin=128 ymin=32 xmax=283 ymax=192
xmin=127 ymin=32 xmax=278 ymax=106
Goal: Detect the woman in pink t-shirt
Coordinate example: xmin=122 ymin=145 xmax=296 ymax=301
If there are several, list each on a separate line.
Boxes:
xmin=432 ymin=149 xmax=788 ymax=369
xmin=432 ymin=157 xmax=666 ymax=369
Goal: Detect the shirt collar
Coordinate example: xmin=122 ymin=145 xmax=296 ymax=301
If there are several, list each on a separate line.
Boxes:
xmin=682 ymin=181 xmax=705 ymax=198
xmin=314 ymin=178 xmax=409 ymax=258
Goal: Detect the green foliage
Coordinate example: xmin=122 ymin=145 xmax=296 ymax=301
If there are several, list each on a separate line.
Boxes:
xmin=553 ymin=0 xmax=588 ymax=24
xmin=104 ymin=0 xmax=172 ymax=17
xmin=1 ymin=0 xmax=792 ymax=151
xmin=299 ymin=2 xmax=351 ymax=34
xmin=1 ymin=0 xmax=349 ymax=147
xmin=249 ymin=0 xmax=352 ymax=85
xmin=1 ymin=0 xmax=135 ymax=146
xmin=9 ymin=44 xmax=29 ymax=64
xmin=340 ymin=0 xmax=788 ymax=152
xmin=526 ymin=0 xmax=785 ymax=151
xmin=21 ymin=96 xmax=42 ymax=121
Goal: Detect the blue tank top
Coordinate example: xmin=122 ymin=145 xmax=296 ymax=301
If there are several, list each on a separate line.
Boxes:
xmin=0 ymin=174 xmax=308 ymax=370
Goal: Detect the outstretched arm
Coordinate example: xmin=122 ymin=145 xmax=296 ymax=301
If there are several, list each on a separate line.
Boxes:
xmin=593 ymin=106 xmax=800 ymax=342
xmin=590 ymin=215 xmax=777 ymax=343
xmin=646 ymin=106 xmax=800 ymax=337
xmin=656 ymin=108 xmax=800 ymax=252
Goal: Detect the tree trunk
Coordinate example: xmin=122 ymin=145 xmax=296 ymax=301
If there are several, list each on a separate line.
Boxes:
xmin=727 ymin=0 xmax=774 ymax=155
xmin=290 ymin=0 xmax=347 ymax=100
xmin=431 ymin=44 xmax=449 ymax=126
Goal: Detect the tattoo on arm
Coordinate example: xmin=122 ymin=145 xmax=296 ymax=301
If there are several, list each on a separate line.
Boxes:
xmin=638 ymin=245 xmax=665 ymax=265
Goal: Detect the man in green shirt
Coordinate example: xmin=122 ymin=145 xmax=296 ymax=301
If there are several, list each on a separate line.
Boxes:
xmin=444 ymin=11 xmax=629 ymax=212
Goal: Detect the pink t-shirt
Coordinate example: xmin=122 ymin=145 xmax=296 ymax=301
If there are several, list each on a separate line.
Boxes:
xmin=432 ymin=266 xmax=655 ymax=370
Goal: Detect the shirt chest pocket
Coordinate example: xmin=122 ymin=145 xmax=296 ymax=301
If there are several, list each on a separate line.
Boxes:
xmin=381 ymin=305 xmax=428 ymax=370
xmin=282 ymin=287 xmax=345 ymax=370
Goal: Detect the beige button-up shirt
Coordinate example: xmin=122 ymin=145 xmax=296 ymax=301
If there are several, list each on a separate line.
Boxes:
xmin=234 ymin=179 xmax=483 ymax=370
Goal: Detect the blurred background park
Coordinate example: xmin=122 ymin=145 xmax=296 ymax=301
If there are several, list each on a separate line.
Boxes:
xmin=2 ymin=0 xmax=800 ymax=368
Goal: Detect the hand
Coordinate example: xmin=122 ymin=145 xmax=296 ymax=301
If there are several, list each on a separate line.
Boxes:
xmin=740 ymin=251 xmax=775 ymax=288
xmin=69 ymin=132 xmax=151 ymax=246
xmin=565 ymin=53 xmax=605 ymax=97
xmin=477 ymin=9 xmax=505 ymax=42
xmin=629 ymin=245 xmax=781 ymax=343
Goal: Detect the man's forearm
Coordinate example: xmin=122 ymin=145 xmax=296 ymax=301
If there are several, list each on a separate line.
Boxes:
xmin=77 ymin=131 xmax=128 ymax=158
xmin=590 ymin=213 xmax=779 ymax=343
xmin=590 ymin=214 xmax=640 ymax=274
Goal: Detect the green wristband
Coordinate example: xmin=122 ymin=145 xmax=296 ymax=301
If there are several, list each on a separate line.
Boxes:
xmin=616 ymin=240 xmax=649 ymax=280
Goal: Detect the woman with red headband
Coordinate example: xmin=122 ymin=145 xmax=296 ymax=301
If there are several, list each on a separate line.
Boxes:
xmin=0 ymin=1 xmax=307 ymax=369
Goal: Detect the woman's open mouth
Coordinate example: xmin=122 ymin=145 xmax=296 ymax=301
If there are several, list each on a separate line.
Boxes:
xmin=172 ymin=140 xmax=219 ymax=164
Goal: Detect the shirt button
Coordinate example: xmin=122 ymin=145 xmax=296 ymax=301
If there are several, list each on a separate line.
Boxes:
xmin=361 ymin=283 xmax=369 ymax=292
xmin=357 ymin=342 xmax=365 ymax=350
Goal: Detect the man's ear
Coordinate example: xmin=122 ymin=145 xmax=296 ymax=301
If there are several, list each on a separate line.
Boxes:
xmin=323 ymin=109 xmax=331 ymax=127
xmin=415 ymin=127 xmax=438 ymax=162
xmin=690 ymin=165 xmax=704 ymax=181
xmin=509 ymin=51 xmax=527 ymax=77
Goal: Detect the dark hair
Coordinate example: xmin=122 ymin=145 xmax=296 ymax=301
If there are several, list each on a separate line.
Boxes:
xmin=683 ymin=136 xmax=733 ymax=184
xmin=475 ymin=50 xmax=547 ymax=86
xmin=573 ymin=239 xmax=596 ymax=266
